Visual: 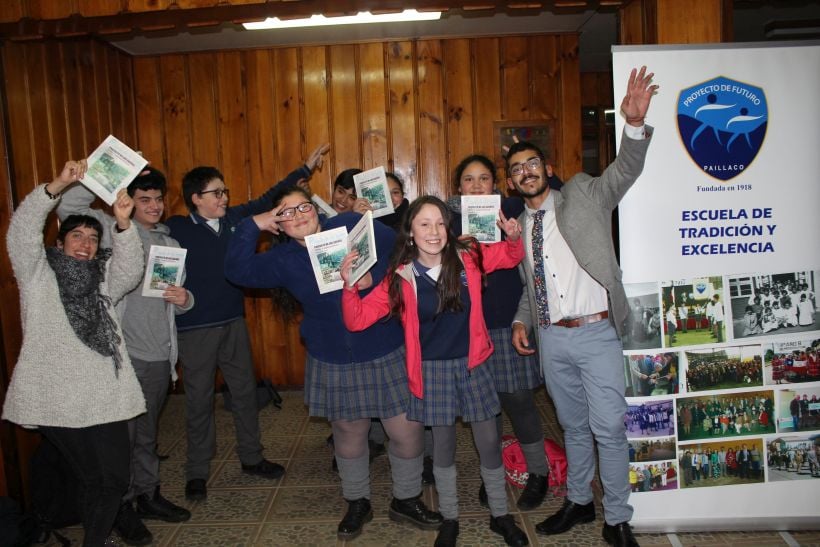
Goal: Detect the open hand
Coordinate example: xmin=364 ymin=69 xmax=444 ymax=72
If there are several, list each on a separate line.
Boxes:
xmin=621 ymin=66 xmax=659 ymax=126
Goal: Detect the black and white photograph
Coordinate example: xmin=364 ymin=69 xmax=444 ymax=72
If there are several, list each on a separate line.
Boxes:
xmin=683 ymin=345 xmax=763 ymax=393
xmin=622 ymin=282 xmax=662 ymax=350
xmin=729 ymin=270 xmax=820 ymax=339
xmin=661 ymin=277 xmax=726 ymax=348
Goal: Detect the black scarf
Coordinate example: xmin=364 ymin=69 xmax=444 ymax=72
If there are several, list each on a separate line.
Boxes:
xmin=45 ymin=246 xmax=123 ymax=375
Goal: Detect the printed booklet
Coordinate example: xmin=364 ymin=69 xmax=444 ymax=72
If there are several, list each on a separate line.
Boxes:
xmin=305 ymin=211 xmax=377 ymax=294
xmin=353 ymin=166 xmax=394 ymax=218
xmin=141 ymin=245 xmax=187 ymax=298
xmin=311 ymin=194 xmax=337 ymax=217
xmin=461 ymin=194 xmax=501 ymax=242
xmin=83 ymin=135 xmax=148 ymax=205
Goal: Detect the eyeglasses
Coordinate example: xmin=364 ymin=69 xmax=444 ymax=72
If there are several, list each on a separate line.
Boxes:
xmin=277 ymin=202 xmax=315 ymax=219
xmin=199 ymin=188 xmax=230 ymax=199
xmin=509 ymin=157 xmax=542 ymax=177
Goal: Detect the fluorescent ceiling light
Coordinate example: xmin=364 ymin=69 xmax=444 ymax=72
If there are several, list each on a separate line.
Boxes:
xmin=243 ymin=10 xmax=442 ymax=30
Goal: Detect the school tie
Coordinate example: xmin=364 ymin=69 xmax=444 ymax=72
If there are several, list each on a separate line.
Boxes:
xmin=531 ymin=210 xmax=551 ymax=328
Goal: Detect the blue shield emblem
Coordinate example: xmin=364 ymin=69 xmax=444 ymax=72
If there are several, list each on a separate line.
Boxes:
xmin=677 ymin=77 xmax=767 ymax=181
xmin=695 ymin=282 xmax=707 ymax=295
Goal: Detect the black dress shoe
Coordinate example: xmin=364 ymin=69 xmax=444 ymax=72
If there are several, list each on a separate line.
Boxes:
xmin=478 ymin=482 xmax=489 ymax=508
xmin=603 ymin=521 xmax=640 ymax=547
xmin=489 ymin=514 xmax=529 ymax=546
xmin=241 ymin=458 xmax=285 ymax=479
xmin=535 ymin=498 xmax=595 ymax=535
xmin=516 ymin=473 xmax=548 ymax=511
xmin=388 ymin=495 xmax=443 ymax=530
xmin=113 ymin=502 xmax=153 ymax=546
xmin=337 ymin=498 xmax=373 ymax=540
xmin=434 ymin=519 xmax=459 ymax=547
xmin=136 ymin=486 xmax=191 ymax=522
xmin=184 ymin=478 xmax=207 ymax=501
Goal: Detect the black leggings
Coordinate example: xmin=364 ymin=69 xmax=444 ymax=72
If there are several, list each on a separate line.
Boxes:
xmin=498 ymin=388 xmax=543 ymax=444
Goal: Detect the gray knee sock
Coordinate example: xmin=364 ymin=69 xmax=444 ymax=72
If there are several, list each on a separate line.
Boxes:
xmin=480 ymin=465 xmax=509 ymax=517
xmin=389 ymin=452 xmax=423 ymax=500
xmin=336 ymin=454 xmax=370 ymax=500
xmin=433 ymin=465 xmax=458 ymax=520
xmin=520 ymin=440 xmax=549 ymax=476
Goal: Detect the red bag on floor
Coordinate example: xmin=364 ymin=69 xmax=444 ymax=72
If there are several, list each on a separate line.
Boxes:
xmin=501 ymin=435 xmax=567 ymax=495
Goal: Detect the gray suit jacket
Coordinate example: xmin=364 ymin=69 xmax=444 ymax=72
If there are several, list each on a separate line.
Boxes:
xmin=514 ymin=126 xmax=653 ymax=341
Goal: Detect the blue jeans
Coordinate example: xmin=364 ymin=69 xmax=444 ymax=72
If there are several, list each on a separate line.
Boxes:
xmin=41 ymin=420 xmax=130 ymax=547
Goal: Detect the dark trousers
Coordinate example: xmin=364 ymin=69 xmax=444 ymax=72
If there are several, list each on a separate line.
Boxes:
xmin=41 ymin=420 xmax=130 ymax=547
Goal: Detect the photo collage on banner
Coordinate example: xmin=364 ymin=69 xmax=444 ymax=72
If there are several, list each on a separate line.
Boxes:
xmin=613 ymin=43 xmax=820 ymax=518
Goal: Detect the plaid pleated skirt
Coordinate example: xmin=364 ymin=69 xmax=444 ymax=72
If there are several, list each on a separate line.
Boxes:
xmin=304 ymin=346 xmax=410 ymax=421
xmin=484 ymin=327 xmax=543 ymax=393
xmin=406 ymin=356 xmax=501 ymax=426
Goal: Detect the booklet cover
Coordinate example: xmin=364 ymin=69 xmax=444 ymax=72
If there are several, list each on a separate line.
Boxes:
xmin=347 ymin=211 xmax=377 ymax=287
xmin=461 ymin=194 xmax=501 ymax=242
xmin=353 ymin=166 xmax=394 ymax=218
xmin=84 ymin=135 xmax=148 ymax=206
xmin=304 ymin=212 xmax=378 ymax=294
xmin=311 ymin=194 xmax=337 ymax=218
xmin=141 ymin=245 xmax=187 ymax=298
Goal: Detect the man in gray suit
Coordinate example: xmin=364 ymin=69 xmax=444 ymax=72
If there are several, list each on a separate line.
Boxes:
xmin=507 ymin=66 xmax=657 ymax=547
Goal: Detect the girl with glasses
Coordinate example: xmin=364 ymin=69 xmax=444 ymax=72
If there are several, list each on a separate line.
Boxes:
xmin=225 ymin=186 xmax=442 ymax=541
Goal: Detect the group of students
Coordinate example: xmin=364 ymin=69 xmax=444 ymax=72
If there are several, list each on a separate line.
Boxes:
xmin=685 ymin=356 xmax=763 ymax=391
xmin=742 ymin=282 xmax=817 ymax=336
xmin=679 ymin=444 xmax=762 ymax=485
xmin=2 ymin=66 xmax=658 ymax=547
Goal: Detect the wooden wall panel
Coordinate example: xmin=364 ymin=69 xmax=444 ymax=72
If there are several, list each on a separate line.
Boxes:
xmin=443 ymin=39 xmax=474 ymax=190
xmin=358 ymin=42 xmax=388 ymax=171
xmin=0 ymin=33 xmax=581 ymax=393
xmin=416 ymin=39 xmax=447 ymax=197
xmin=387 ymin=41 xmax=418 ymax=200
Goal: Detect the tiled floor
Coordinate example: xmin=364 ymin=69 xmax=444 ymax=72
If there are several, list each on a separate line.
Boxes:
xmin=49 ymin=389 xmax=819 ymax=546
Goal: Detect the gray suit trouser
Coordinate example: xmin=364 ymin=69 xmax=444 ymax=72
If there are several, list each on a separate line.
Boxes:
xmin=178 ymin=318 xmax=263 ymax=481
xmin=537 ymin=319 xmax=633 ymax=525
xmin=126 ymin=357 xmax=171 ymax=498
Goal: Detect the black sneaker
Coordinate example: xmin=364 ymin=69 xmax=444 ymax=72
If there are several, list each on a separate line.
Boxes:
xmin=434 ymin=519 xmax=459 ymax=547
xmin=241 ymin=458 xmax=285 ymax=479
xmin=489 ymin=514 xmax=529 ymax=546
xmin=388 ymin=495 xmax=443 ymax=530
xmin=113 ymin=502 xmax=153 ymax=546
xmin=136 ymin=486 xmax=191 ymax=522
xmin=337 ymin=498 xmax=373 ymax=540
xmin=185 ymin=478 xmax=207 ymax=501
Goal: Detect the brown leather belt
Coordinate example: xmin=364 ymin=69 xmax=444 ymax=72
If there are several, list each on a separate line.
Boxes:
xmin=553 ymin=310 xmax=609 ymax=328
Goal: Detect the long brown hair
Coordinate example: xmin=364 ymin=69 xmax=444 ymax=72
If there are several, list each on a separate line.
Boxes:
xmin=387 ymin=195 xmax=484 ymax=317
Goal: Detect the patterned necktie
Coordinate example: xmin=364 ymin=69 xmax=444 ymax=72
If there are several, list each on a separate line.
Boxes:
xmin=531 ymin=210 xmax=551 ymax=328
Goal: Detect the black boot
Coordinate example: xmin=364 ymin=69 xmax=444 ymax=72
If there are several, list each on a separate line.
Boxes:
xmin=388 ymin=495 xmax=443 ymax=530
xmin=489 ymin=514 xmax=529 ymax=546
xmin=434 ymin=519 xmax=459 ymax=547
xmin=136 ymin=486 xmax=191 ymax=522
xmin=113 ymin=502 xmax=153 ymax=546
xmin=516 ymin=473 xmax=548 ymax=511
xmin=337 ymin=498 xmax=373 ymax=540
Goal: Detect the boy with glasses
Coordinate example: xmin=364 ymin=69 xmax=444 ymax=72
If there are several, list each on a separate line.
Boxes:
xmin=166 ymin=143 xmax=329 ymax=501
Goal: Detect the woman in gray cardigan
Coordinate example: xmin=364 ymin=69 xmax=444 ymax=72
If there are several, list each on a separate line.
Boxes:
xmin=2 ymin=160 xmax=147 ymax=547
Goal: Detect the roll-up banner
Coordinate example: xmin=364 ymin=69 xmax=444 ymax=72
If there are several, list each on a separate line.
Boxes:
xmin=612 ymin=42 xmax=820 ymax=531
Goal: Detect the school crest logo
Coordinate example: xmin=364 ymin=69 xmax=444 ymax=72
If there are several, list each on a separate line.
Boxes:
xmin=695 ymin=282 xmax=707 ymax=295
xmin=677 ymin=77 xmax=767 ymax=181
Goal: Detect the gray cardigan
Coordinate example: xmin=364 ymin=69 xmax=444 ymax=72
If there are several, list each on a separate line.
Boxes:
xmin=2 ymin=185 xmax=147 ymax=428
xmin=515 ymin=127 xmax=653 ymax=341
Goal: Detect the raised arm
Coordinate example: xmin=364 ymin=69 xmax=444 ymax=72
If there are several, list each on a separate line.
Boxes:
xmin=57 ymin=181 xmax=115 ymax=248
xmin=107 ymin=189 xmax=145 ymax=303
xmin=224 ymin=214 xmax=286 ymax=289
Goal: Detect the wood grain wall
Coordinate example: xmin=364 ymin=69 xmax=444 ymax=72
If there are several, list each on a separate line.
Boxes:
xmin=0 ymin=32 xmax=580 ymax=393
xmin=128 ymin=34 xmax=581 ymax=386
